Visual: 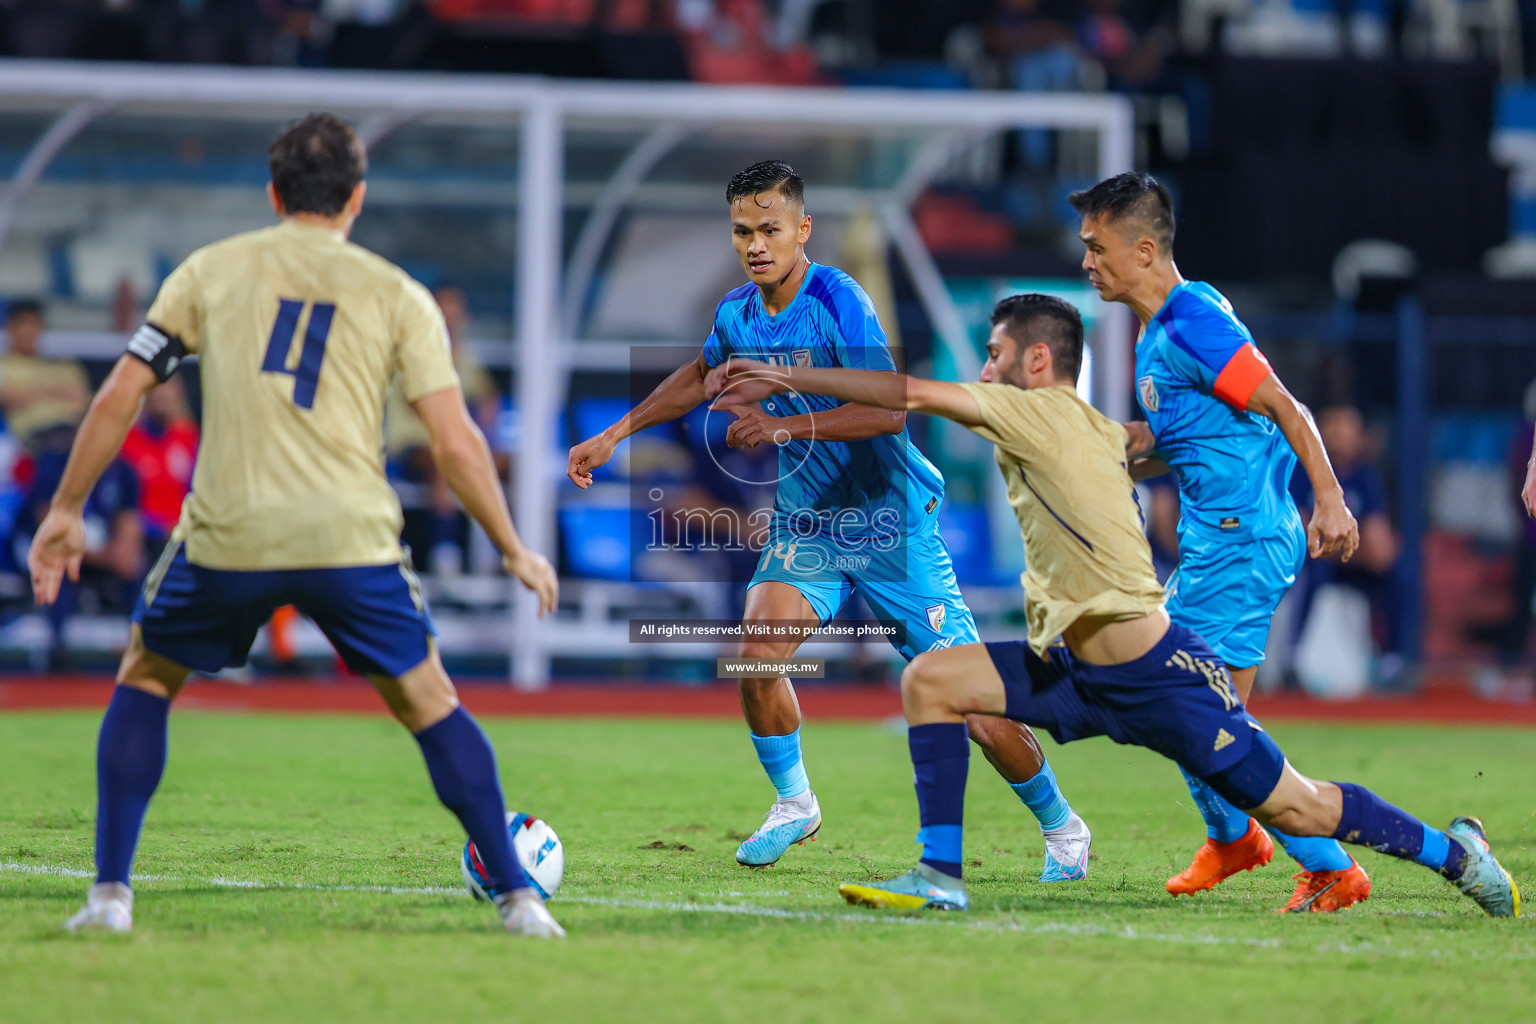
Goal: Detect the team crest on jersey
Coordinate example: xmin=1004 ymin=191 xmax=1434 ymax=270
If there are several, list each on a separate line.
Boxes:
xmin=925 ymin=603 xmax=947 ymax=634
xmin=792 ymin=348 xmax=813 ymax=367
xmin=1138 ymin=375 xmax=1160 ymax=412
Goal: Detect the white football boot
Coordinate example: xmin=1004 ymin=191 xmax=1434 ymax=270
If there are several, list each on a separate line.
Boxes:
xmin=496 ymin=889 xmax=566 ymax=938
xmin=1039 ymin=812 xmax=1092 ymax=882
xmin=64 ymin=882 xmax=134 ymax=933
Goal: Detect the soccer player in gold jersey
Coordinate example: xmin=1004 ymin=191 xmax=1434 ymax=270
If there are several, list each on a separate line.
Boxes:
xmin=706 ymin=294 xmax=1518 ymax=917
xmin=28 ymin=113 xmax=565 ymax=937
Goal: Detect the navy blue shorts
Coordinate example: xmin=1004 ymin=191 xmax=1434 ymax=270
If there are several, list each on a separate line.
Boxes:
xmin=985 ymin=622 xmax=1286 ymax=809
xmin=133 ymin=542 xmax=436 ymax=678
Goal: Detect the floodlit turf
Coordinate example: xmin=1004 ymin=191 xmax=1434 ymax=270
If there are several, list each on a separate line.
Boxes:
xmin=1 ymin=708 xmax=1533 ymax=1023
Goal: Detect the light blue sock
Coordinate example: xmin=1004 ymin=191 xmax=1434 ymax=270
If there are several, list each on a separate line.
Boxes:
xmin=750 ymin=729 xmax=809 ymax=800
xmin=1180 ymin=765 xmax=1251 ymax=843
xmin=1416 ymin=822 xmax=1452 ymax=871
xmin=1009 ymin=758 xmax=1073 ymax=832
xmin=1270 ymin=829 xmax=1355 ymax=873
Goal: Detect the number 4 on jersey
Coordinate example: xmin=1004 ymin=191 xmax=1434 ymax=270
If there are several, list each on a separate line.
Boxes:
xmin=262 ymin=298 xmax=335 ymax=409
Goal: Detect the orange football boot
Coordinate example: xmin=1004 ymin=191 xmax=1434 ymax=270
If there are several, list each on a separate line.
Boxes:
xmin=1166 ymin=818 xmax=1275 ymax=895
xmin=1277 ymin=860 xmax=1372 ymax=913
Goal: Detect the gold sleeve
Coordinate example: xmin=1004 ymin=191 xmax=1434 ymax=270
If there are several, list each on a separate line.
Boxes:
xmin=394 ymin=278 xmax=460 ymax=403
xmin=956 ymin=382 xmax=1053 ymax=463
xmin=144 ymin=255 xmax=203 ymax=353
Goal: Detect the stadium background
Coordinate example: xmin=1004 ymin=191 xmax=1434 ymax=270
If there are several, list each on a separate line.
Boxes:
xmin=0 ymin=0 xmax=1533 ymax=713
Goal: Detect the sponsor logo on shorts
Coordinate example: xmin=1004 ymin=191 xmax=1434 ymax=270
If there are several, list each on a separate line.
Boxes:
xmin=1138 ymin=375 xmax=1159 ymax=412
xmin=1220 ymin=516 xmax=1240 ymax=530
xmin=1213 ymin=728 xmax=1235 ymax=752
xmin=925 ymin=603 xmax=947 ymax=634
xmin=925 ymin=497 xmax=938 ymax=515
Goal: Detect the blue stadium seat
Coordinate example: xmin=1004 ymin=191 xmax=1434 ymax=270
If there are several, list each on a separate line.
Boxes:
xmin=841 ymin=64 xmax=970 ymax=91
xmin=559 ymin=505 xmax=643 ymax=580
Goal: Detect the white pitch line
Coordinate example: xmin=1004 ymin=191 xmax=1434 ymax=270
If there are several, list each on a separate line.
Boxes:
xmin=2 ymin=861 xmax=1526 ymax=960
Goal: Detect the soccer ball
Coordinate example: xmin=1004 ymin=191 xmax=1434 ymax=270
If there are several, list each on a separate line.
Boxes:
xmin=461 ymin=811 xmax=565 ymax=901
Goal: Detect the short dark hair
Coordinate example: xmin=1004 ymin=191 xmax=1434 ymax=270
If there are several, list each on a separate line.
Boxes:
xmin=725 ymin=160 xmax=805 ymax=207
xmin=1068 ymin=172 xmax=1175 ymax=252
xmin=268 ymin=113 xmax=367 ymax=217
xmin=990 ymin=293 xmax=1084 ymax=383
xmin=5 ymin=298 xmax=42 ymax=321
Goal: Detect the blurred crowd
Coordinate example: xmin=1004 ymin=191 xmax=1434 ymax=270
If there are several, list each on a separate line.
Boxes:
xmin=0 ymin=289 xmax=516 ymax=670
xmin=1 ymin=2 xmax=1530 ymax=88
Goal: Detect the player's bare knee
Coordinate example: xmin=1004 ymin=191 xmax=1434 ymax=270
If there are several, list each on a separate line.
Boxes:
xmin=116 ymin=630 xmax=190 ymax=701
xmin=901 ymin=654 xmax=949 ymax=716
xmin=374 ymin=652 xmax=459 ymax=733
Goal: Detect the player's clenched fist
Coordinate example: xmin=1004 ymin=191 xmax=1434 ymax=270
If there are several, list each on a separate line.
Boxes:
xmin=1523 ymin=458 xmax=1536 ymax=520
xmin=1307 ymin=492 xmax=1359 ymax=562
xmin=504 ymin=547 xmax=558 ymax=617
xmin=567 ymin=432 xmax=617 ymax=489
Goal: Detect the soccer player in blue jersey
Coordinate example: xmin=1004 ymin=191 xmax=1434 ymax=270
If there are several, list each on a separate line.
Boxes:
xmin=568 ymin=161 xmax=1090 ymax=876
xmin=1069 ymin=172 xmax=1371 ymax=912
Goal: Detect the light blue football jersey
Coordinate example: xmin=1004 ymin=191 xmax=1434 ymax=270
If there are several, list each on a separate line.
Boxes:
xmin=702 ymin=263 xmax=944 ymax=538
xmin=1134 ymin=281 xmax=1296 ymax=540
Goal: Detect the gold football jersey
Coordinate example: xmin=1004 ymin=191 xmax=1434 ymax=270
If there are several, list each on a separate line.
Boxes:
xmin=958 ymin=382 xmax=1165 ymax=654
xmin=144 ymin=219 xmax=459 ymax=570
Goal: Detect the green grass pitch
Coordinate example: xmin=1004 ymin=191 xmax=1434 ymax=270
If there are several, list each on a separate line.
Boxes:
xmin=1 ymin=708 xmax=1533 ymax=1023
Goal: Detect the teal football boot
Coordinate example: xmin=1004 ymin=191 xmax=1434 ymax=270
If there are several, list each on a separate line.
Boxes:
xmin=1447 ymin=816 xmax=1521 ymax=918
xmin=839 ymin=865 xmax=968 ymax=911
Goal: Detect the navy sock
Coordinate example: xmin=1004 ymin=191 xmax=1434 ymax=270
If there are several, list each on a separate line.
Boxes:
xmin=414 ymin=707 xmax=530 ymax=894
xmin=1332 ymin=782 xmax=1468 ymax=880
xmin=909 ymin=722 xmax=969 ymax=880
xmin=95 ymin=685 xmax=171 ymax=885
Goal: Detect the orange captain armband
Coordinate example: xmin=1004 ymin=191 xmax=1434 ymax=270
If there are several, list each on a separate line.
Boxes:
xmin=1211 ymin=343 xmax=1273 ymax=410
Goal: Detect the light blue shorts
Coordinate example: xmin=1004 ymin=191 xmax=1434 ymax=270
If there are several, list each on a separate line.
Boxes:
xmin=749 ymin=515 xmax=978 ymax=661
xmin=1165 ymin=511 xmax=1306 ymax=669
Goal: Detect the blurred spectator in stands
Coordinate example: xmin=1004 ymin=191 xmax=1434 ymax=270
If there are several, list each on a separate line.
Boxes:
xmin=386 ymin=284 xmax=501 ymax=575
xmin=0 ymin=300 xmax=90 ymax=454
xmin=1288 ymin=404 xmax=1402 ymax=692
xmin=15 ymin=448 xmax=142 ymax=672
xmin=677 ymin=0 xmax=820 ymax=84
xmin=119 ymin=373 xmax=199 ymax=554
xmin=1138 ymin=471 xmax=1179 ymax=582
xmin=985 ymin=0 xmax=1083 ymax=165
xmin=1075 ymin=0 xmax=1169 ymax=92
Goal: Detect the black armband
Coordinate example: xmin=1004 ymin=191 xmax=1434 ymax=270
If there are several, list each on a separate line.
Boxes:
xmin=125 ymin=322 xmax=188 ymax=382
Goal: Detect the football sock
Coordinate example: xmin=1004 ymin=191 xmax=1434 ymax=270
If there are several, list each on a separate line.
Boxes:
xmin=1180 ymin=765 xmax=1251 ymax=843
xmin=750 ymin=729 xmax=810 ymax=801
xmin=1269 ymin=830 xmax=1355 ymax=872
xmin=1331 ymin=781 xmax=1469 ymax=880
xmin=414 ymin=707 xmax=530 ymax=893
xmin=95 ymin=685 xmax=170 ymax=885
xmin=1009 ymin=757 xmax=1073 ymax=832
xmin=910 ymin=722 xmax=969 ymax=880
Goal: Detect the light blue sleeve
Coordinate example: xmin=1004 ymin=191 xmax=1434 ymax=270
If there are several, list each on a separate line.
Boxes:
xmin=1155 ymin=295 xmax=1254 ymax=395
xmin=822 ymin=273 xmax=896 ymax=372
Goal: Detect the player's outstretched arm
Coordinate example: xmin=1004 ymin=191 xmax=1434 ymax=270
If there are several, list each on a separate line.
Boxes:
xmin=706 ymin=358 xmax=985 ymax=428
xmin=28 ymin=356 xmax=158 ymax=605
xmin=1246 ymin=374 xmax=1359 ymax=561
xmin=413 ymin=387 xmax=557 ymax=615
xmin=567 ymin=354 xmax=710 ymax=488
